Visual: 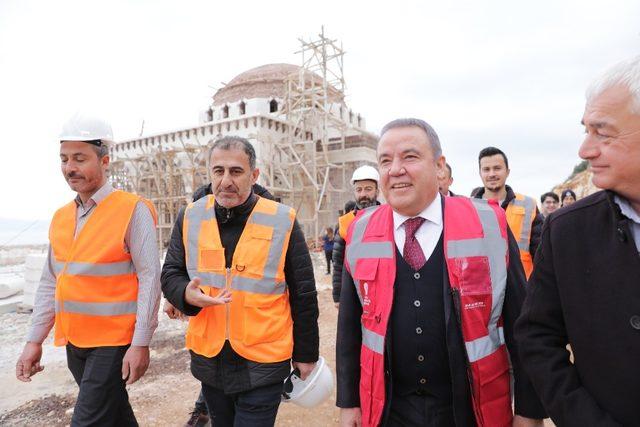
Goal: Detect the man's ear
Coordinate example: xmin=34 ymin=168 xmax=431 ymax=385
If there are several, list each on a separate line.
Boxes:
xmin=251 ymin=167 xmax=260 ymax=184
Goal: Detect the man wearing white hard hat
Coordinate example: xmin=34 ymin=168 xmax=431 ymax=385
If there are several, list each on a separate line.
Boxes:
xmin=16 ymin=113 xmax=161 ymax=426
xmin=332 ymin=165 xmax=381 ymax=307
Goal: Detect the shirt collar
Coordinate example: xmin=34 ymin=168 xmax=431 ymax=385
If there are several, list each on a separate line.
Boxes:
xmin=75 ymin=181 xmax=113 ymax=208
xmin=614 ymin=195 xmax=640 ymax=225
xmin=393 ymin=192 xmax=442 ymax=231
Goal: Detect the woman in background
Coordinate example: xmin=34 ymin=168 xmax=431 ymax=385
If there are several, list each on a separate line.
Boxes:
xmin=561 ymin=189 xmax=577 ymax=207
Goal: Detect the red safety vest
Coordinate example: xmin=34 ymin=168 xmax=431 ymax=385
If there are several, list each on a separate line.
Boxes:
xmin=344 ymin=197 xmax=512 ymax=427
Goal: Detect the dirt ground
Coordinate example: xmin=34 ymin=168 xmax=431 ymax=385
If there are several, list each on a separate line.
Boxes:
xmin=0 ymin=252 xmax=339 ymax=426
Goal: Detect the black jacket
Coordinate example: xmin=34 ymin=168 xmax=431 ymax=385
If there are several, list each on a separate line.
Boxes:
xmin=336 ymin=198 xmax=546 ymax=425
xmin=161 ymin=190 xmax=319 ymax=392
xmin=515 ymin=191 xmax=640 ymax=426
xmin=472 ymin=185 xmax=543 ymax=257
xmin=332 ymin=201 xmax=381 ymax=303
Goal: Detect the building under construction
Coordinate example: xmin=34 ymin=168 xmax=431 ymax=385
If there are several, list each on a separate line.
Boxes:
xmin=109 ymin=29 xmax=378 ymax=248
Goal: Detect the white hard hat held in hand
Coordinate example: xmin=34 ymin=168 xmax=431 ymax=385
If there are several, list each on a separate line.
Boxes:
xmin=281 ymin=356 xmax=334 ymax=408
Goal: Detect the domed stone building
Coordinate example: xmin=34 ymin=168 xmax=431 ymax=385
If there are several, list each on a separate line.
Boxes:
xmin=110 ymin=61 xmax=378 ymax=247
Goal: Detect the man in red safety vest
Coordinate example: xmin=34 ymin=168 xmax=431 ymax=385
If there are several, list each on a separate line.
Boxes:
xmin=336 ymin=118 xmax=546 ymax=426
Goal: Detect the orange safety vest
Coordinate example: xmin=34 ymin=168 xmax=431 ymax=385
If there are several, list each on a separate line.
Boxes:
xmin=345 ymin=197 xmax=512 ymax=427
xmin=50 ymin=190 xmax=157 ymax=348
xmin=338 ymin=210 xmax=356 ymax=240
xmin=183 ymin=195 xmax=296 ymax=363
xmin=505 ymin=193 xmax=537 ymax=279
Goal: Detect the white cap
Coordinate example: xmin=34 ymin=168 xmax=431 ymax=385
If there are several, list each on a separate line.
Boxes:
xmin=351 ymin=165 xmax=379 ymax=185
xmin=59 ymin=113 xmax=113 ymax=143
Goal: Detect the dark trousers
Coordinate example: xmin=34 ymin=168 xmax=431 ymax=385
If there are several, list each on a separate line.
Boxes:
xmin=66 ymin=343 xmax=137 ymax=427
xmin=201 ymin=381 xmax=283 ymax=427
xmin=384 ymin=393 xmax=454 ymax=427
xmin=324 ymin=249 xmax=332 ymax=273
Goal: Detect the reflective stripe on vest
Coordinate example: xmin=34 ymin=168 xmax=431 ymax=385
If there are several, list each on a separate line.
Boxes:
xmin=185 ymin=201 xmax=226 ymax=288
xmin=345 ymin=206 xmax=394 ymax=323
xmin=57 ymin=300 xmax=137 ymax=316
xmin=362 ymin=324 xmax=385 ymax=354
xmin=447 ymin=200 xmax=508 ymax=362
xmin=510 ymin=195 xmax=536 ymax=252
xmin=53 ymin=260 xmax=135 ymax=277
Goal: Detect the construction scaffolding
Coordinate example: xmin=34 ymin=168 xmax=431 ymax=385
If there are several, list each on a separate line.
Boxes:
xmin=109 ymin=140 xmax=208 ymax=249
xmin=109 ymin=28 xmax=376 ymax=250
xmin=270 ymin=26 xmax=350 ymax=242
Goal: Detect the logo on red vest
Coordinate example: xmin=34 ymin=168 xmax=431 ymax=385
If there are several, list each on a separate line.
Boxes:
xmin=464 ymin=301 xmax=486 ymax=310
xmin=362 ymin=282 xmax=371 ymax=313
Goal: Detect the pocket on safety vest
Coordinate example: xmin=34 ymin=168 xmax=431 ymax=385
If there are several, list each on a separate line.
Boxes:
xmin=235 ymin=224 xmax=274 ymax=277
xmin=199 ymin=248 xmax=225 ymax=273
xmin=455 ymin=257 xmax=491 ymax=295
xmin=353 ymin=259 xmax=379 ymax=316
xmin=242 ymin=295 xmax=289 ymax=346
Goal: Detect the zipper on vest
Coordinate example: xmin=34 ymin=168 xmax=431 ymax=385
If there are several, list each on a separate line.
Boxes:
xmin=225 ymin=267 xmax=231 ymax=339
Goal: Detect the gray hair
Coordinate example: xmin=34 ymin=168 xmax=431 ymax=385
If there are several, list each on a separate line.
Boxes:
xmin=208 ymin=136 xmax=257 ymax=170
xmin=90 ymin=140 xmax=110 ymax=159
xmin=586 ymin=56 xmax=640 ymax=113
xmin=380 ymin=118 xmax=442 ymax=158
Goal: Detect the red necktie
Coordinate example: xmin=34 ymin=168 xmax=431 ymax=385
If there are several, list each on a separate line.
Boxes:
xmin=403 ymin=217 xmax=426 ymax=271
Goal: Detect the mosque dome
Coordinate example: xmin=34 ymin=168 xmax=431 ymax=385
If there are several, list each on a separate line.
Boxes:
xmin=213 ymin=63 xmax=342 ymax=106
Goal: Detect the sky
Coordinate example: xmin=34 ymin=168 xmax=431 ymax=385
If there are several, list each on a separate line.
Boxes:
xmin=0 ymin=0 xmax=639 ymax=229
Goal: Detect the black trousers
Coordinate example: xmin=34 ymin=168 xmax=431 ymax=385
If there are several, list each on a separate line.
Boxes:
xmin=201 ymin=381 xmax=283 ymax=427
xmin=384 ymin=393 xmax=454 ymax=427
xmin=324 ymin=249 xmax=332 ymax=273
xmin=66 ymin=343 xmax=137 ymax=427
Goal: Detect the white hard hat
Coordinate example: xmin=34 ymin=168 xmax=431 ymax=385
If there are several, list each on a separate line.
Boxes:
xmin=351 ymin=165 xmax=379 ymax=185
xmin=59 ymin=113 xmax=113 ymax=142
xmin=281 ymin=356 xmax=334 ymax=408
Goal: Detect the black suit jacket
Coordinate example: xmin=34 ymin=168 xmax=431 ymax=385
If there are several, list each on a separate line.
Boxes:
xmin=336 ymin=198 xmax=546 ymax=425
xmin=515 ymin=191 xmax=640 ymax=426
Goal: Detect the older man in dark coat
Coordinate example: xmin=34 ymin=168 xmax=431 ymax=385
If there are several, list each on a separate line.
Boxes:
xmin=515 ymin=57 xmax=640 ymax=426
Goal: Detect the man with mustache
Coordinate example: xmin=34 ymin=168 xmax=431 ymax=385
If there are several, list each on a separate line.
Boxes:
xmin=332 ymin=165 xmax=381 ymax=307
xmin=515 ymin=56 xmax=640 ymax=426
xmin=336 ymin=118 xmax=546 ymax=426
xmin=161 ymin=136 xmax=319 ymax=426
xmin=472 ymin=147 xmax=543 ymax=279
xmin=16 ymin=113 xmax=161 ymax=426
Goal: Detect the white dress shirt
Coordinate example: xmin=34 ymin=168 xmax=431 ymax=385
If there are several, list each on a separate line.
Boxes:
xmin=392 ymin=193 xmax=443 ymax=260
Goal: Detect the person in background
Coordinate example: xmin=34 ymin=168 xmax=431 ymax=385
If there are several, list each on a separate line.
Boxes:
xmin=540 ymin=192 xmax=560 ymax=218
xmin=560 ymin=189 xmax=577 ymax=207
xmin=438 ymin=162 xmax=455 ymax=196
xmin=322 ymin=227 xmax=335 ymax=275
xmin=332 ymin=166 xmax=381 ymax=308
xmin=472 ymin=147 xmax=543 ymax=279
